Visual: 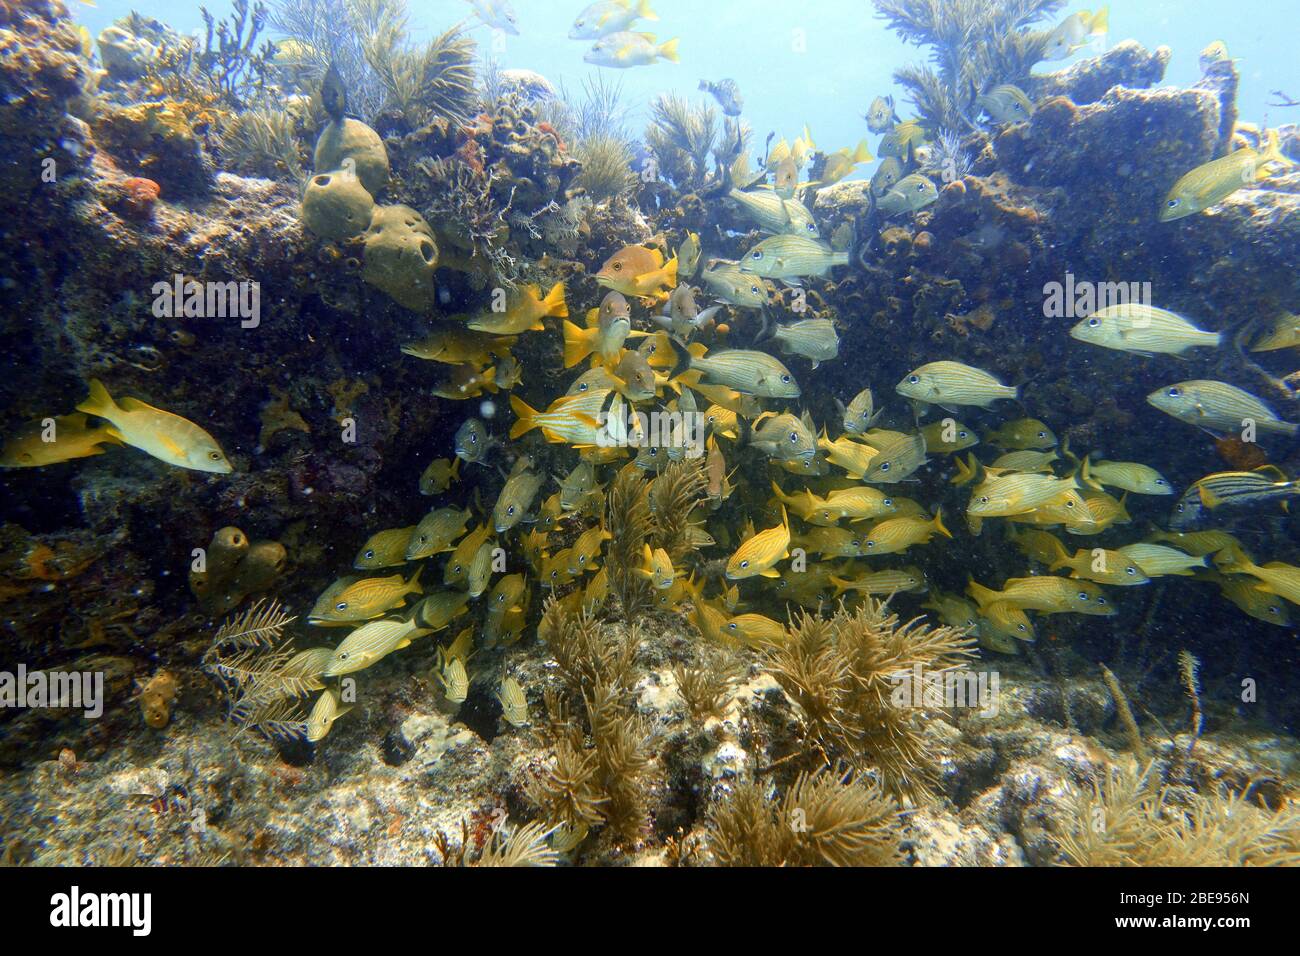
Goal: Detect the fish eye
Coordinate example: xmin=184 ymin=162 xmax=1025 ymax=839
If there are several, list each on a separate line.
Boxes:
xmin=1270 ymin=606 xmax=1281 ymax=615
xmin=1156 ymin=479 xmax=1167 ymax=486
xmin=959 ymin=431 xmax=968 ymax=438
xmin=740 ymin=560 xmax=750 ymax=568
xmin=1167 ymin=198 xmax=1180 ymax=208
xmin=1088 ymin=318 xmax=1100 ymax=327
xmin=979 ymin=496 xmax=988 ymax=503
xmin=884 ymin=498 xmax=893 ymax=506
xmin=335 ymin=602 xmax=348 ymax=611
xmin=806 ymin=223 xmax=817 ymax=233
xmin=1017 ymin=624 xmax=1027 ymax=631
xmin=1098 ymin=597 xmax=1107 ymax=605
xmin=339 ymin=652 xmax=349 ymax=660
xmin=364 ymin=550 xmax=374 ymax=559
xmin=1167 ymin=387 xmax=1181 ymax=397
xmin=781 ymin=375 xmax=791 ymax=383
xmin=789 ymin=432 xmax=798 ymax=442
xmin=728 ymin=623 xmax=738 ymax=631
xmin=507 ymin=505 xmax=516 ymax=515
xmin=1126 ymin=567 xmax=1136 ymax=575
xmin=613 ymin=262 xmax=623 ymax=270
xmin=880 ymin=461 xmax=891 ymax=472
xmin=1077 ymin=592 xmax=1089 ymax=601
xmin=751 ymin=251 xmax=763 ymax=260
xmin=471 ymin=434 xmax=477 ymax=443
xmin=750 ymin=285 xmax=760 ymax=294
xmin=1037 ymin=430 xmax=1047 ymax=438
xmin=209 ymin=451 xmax=222 ymax=461
xmin=866 ymin=540 xmax=876 ymax=549
xmin=908 ymin=375 xmax=919 ymax=384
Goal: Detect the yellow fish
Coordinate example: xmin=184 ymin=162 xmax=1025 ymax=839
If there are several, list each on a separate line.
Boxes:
xmin=353 ymin=526 xmax=416 ymax=569
xmin=814 ymin=141 xmax=874 ymax=186
xmin=1215 ymin=551 xmax=1300 ymax=607
xmin=419 ymin=456 xmax=460 ymax=494
xmin=562 ymin=298 xmax=645 ymax=370
xmin=401 ymin=327 xmax=516 ymax=365
xmin=509 ymin=392 xmax=604 ymax=444
xmin=985 ymin=418 xmax=1057 ymax=450
xmin=76 ymin=379 xmax=232 ymax=473
xmin=596 ymin=244 xmax=679 ymax=298
xmin=1161 ymin=129 xmax=1294 ymax=221
xmin=920 ymin=419 xmax=979 ymax=454
xmin=896 ymin=361 xmax=1017 ymax=410
xmin=860 ymin=510 xmax=950 ymax=555
xmin=497 ymin=677 xmax=529 ymax=726
xmin=634 ymin=544 xmax=677 ymax=589
xmin=406 ymin=507 xmax=471 ymax=560
xmin=726 ymin=505 xmax=790 ymax=579
xmin=430 ymin=363 xmax=498 ymax=400
xmin=1118 ymin=543 xmax=1207 ymax=578
xmin=306 ymin=688 xmax=353 ymax=742
xmin=467 ymin=282 xmax=568 ymax=334
xmin=1047 ymin=542 xmax=1150 ymax=586
xmin=414 ymin=590 xmax=472 ymax=631
xmin=722 ymin=613 xmax=785 ymax=647
xmin=0 ymin=413 xmax=123 ymax=468
xmin=1082 ymin=457 xmax=1172 ymax=495
xmin=309 ymin=567 xmax=423 ymax=625
xmin=832 ymin=566 xmax=927 ymax=595
xmin=677 ymin=232 xmax=701 ymax=278
xmin=1250 ymin=314 xmax=1300 ymax=353
xmin=444 ymin=524 xmax=493 ymax=586
xmin=567 ymin=525 xmax=612 ymax=575
xmin=324 ymin=615 xmax=431 ymax=676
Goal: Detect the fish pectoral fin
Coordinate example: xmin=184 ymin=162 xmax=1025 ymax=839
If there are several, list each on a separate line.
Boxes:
xmin=158 ymin=433 xmax=187 ymax=459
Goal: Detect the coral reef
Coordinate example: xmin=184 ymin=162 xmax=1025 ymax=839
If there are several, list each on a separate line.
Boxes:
xmin=2 ymin=0 xmax=1299 ymax=874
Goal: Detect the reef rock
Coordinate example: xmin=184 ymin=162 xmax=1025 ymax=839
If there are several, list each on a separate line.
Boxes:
xmin=1027 ymin=40 xmax=1171 ymax=106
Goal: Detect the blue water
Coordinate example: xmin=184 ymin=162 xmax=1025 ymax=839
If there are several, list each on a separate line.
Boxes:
xmin=74 ymin=0 xmax=1297 ymax=183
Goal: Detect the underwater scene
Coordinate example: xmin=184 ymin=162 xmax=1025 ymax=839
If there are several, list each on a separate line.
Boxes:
xmin=1 ymin=0 xmax=1299 ymax=871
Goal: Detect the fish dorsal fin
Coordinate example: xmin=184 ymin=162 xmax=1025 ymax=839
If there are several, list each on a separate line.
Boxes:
xmin=1254 ymin=464 xmax=1289 ymax=482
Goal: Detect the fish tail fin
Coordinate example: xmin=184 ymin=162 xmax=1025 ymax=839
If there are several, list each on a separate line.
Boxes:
xmin=829 ymin=575 xmax=851 ymax=596
xmin=543 ymin=281 xmax=568 ymax=318
xmin=932 ymin=507 xmax=952 ymax=539
xmin=407 ymin=564 xmax=424 ymax=594
xmin=1089 ymin=6 xmax=1109 ymax=34
xmin=639 ymin=0 xmax=659 ymax=21
xmin=77 ymin=378 xmax=119 ymax=421
xmin=658 ymin=37 xmax=680 ymax=63
xmin=1079 ymin=454 xmax=1103 ymax=491
xmin=966 ymin=577 xmax=997 ymax=607
xmin=662 ymin=254 xmax=679 ymax=286
xmin=1258 ymin=129 xmax=1296 ymax=172
xmin=667 ymin=336 xmax=693 ymax=379
xmin=509 ymin=395 xmax=541 ymax=439
xmin=853 ymin=140 xmax=874 ymax=163
xmin=561 ymin=320 xmax=595 ymax=368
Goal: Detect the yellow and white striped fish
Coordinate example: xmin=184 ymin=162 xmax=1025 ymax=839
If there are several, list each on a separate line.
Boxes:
xmin=726 ymin=505 xmax=791 ymax=579
xmin=309 ymin=567 xmax=424 ymax=625
xmin=896 ymin=361 xmax=1017 ymax=409
xmin=1083 ymin=458 xmax=1173 ymax=495
xmin=1070 ymin=304 xmax=1221 ymax=356
xmin=306 ymin=688 xmax=353 ymax=742
xmin=497 ymin=677 xmax=529 ymax=726
xmin=1118 ymin=543 xmax=1207 ymax=578
xmin=324 ymin=615 xmax=432 ymax=676
xmin=1149 ymin=380 xmax=1299 ymax=436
